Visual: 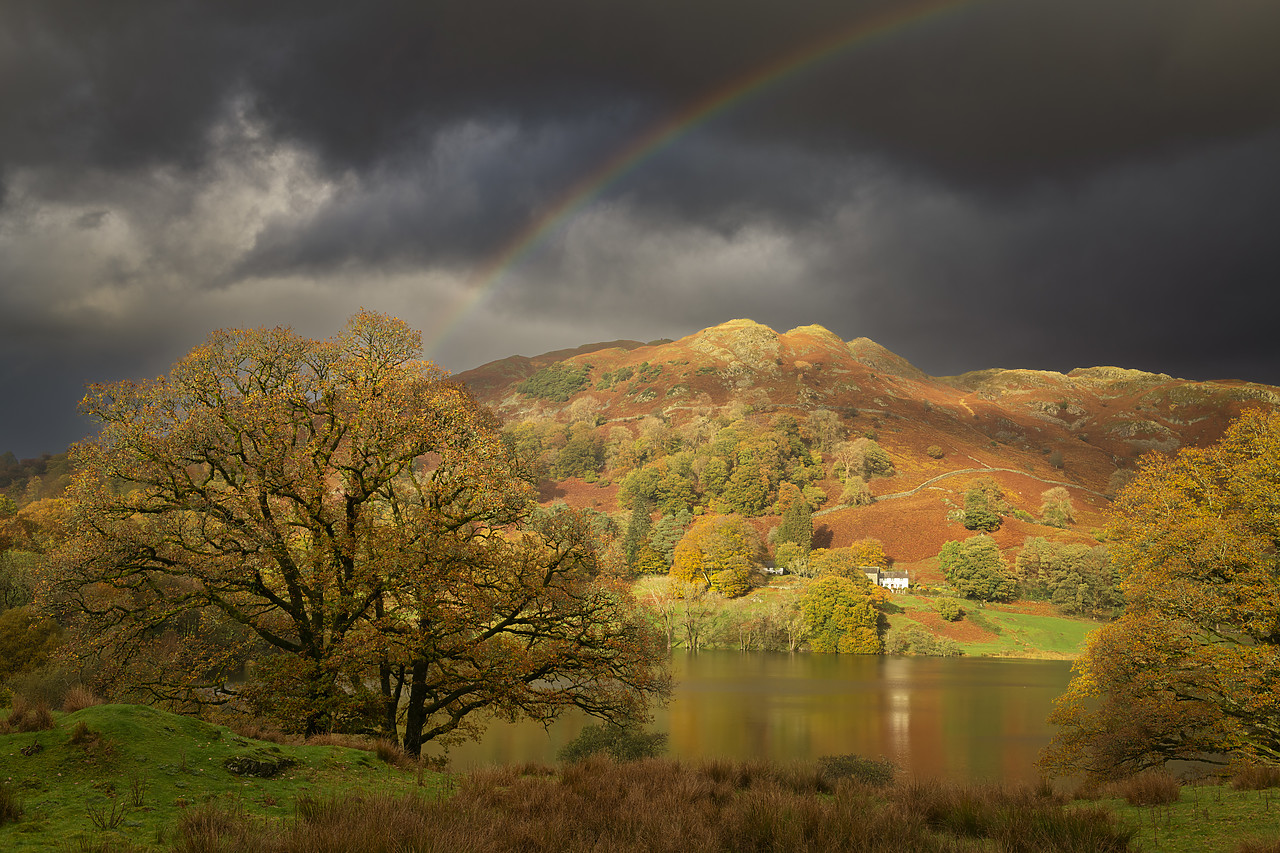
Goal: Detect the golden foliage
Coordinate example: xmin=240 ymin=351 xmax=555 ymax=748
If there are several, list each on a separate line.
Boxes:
xmin=1042 ymin=409 xmax=1280 ymax=779
xmin=49 ymin=311 xmax=670 ymax=752
xmin=669 ymin=514 xmax=761 ymax=598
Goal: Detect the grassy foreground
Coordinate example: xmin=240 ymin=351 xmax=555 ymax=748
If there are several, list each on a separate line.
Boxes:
xmin=4 ymin=704 xmax=1280 ymax=852
xmin=0 ymin=704 xmax=438 ymax=851
xmin=1103 ymin=782 xmax=1280 ymax=853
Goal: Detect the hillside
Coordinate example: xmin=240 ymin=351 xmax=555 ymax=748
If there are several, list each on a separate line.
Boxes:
xmin=456 ymin=318 xmax=1280 ymax=580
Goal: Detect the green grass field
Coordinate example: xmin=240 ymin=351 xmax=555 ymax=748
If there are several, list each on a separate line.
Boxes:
xmin=958 ymin=608 xmax=1100 ymax=657
xmin=885 ymin=593 xmax=1103 ymax=658
xmin=0 ymin=704 xmax=439 ymax=851
xmin=1103 ymin=783 xmax=1280 ymax=853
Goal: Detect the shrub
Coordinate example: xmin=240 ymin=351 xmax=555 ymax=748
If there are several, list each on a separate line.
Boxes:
xmin=68 ymin=720 xmax=97 ymax=745
xmin=3 ymin=664 xmax=79 ymax=709
xmin=817 ymin=754 xmax=897 ymax=787
xmin=926 ymin=445 xmax=945 ymax=459
xmin=1108 ymin=771 xmax=1180 ymax=805
xmin=1 ymin=695 xmax=53 ymax=733
xmin=886 ymin=623 xmax=963 ymax=657
xmin=517 ymin=363 xmax=591 ymax=402
xmin=1231 ymin=764 xmax=1280 ymax=791
xmin=839 ymin=475 xmax=873 ymax=506
xmin=558 ymin=723 xmax=668 ymax=763
xmin=937 ymin=598 xmax=964 ymax=622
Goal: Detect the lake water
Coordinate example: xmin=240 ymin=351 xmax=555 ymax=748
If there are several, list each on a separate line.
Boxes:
xmin=438 ymin=651 xmax=1075 ymax=783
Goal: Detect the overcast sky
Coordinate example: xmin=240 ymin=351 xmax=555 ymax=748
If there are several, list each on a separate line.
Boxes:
xmin=3 ymin=0 xmax=1279 ymax=456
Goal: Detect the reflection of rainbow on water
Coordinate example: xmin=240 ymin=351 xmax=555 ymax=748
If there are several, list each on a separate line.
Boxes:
xmin=424 ymin=0 xmax=985 ymax=358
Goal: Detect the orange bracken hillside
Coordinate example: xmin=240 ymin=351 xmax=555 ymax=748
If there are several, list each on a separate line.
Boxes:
xmin=456 ymin=319 xmax=1280 ymax=567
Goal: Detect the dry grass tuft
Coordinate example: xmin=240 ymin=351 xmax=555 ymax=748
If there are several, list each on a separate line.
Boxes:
xmin=0 ymin=695 xmax=54 ymax=733
xmin=68 ymin=719 xmax=97 ymax=745
xmin=1107 ymin=771 xmax=1181 ymax=806
xmin=0 ymin=781 xmax=22 ymax=825
xmin=167 ymin=757 xmax=1136 ymax=853
xmin=1232 ymin=764 xmax=1280 ymax=791
xmin=1234 ymin=841 xmax=1280 ymax=853
xmin=374 ymin=738 xmax=415 ymax=769
xmin=61 ymin=684 xmax=102 ymax=713
xmin=306 ymin=732 xmax=379 ymax=750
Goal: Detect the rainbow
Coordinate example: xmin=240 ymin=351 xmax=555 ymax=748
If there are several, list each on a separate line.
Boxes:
xmin=426 ymin=0 xmax=982 ymax=358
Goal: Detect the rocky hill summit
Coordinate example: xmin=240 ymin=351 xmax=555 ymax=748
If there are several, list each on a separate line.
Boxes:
xmin=455 ymin=319 xmax=1280 ymax=580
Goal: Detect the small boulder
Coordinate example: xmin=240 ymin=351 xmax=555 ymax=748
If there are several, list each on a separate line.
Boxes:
xmin=223 ymin=749 xmax=297 ymax=778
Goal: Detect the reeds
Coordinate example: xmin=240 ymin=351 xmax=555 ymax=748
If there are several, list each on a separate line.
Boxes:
xmin=1231 ymin=764 xmax=1280 ymax=791
xmin=1106 ymin=771 xmax=1181 ymax=806
xmin=61 ymin=684 xmax=102 ymax=713
xmin=167 ymin=756 xmax=1136 ymax=853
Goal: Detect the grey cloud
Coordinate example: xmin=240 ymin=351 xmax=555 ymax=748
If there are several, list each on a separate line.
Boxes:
xmin=5 ymin=0 xmax=1277 ymax=185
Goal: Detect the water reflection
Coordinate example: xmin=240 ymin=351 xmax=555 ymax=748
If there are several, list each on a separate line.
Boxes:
xmin=438 ymin=651 xmax=1073 ymax=783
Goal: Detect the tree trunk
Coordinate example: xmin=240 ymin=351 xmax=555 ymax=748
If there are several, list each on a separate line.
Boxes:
xmin=402 ymin=660 xmax=429 ymax=757
xmin=380 ymin=660 xmax=404 ymax=741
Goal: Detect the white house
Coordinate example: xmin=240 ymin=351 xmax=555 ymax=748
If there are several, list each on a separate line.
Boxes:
xmin=878 ymin=569 xmax=909 ymax=591
xmin=862 ymin=567 xmax=909 ymax=591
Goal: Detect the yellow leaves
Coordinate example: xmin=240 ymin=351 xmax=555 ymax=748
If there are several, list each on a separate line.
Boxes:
xmin=1046 ymin=409 xmax=1280 ymax=778
xmin=670 ymin=513 xmax=761 ymax=595
xmin=801 ymin=574 xmax=882 ymax=654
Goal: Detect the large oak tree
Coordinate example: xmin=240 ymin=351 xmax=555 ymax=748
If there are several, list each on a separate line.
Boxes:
xmin=1042 ymin=409 xmax=1280 ymax=779
xmin=49 ymin=311 xmax=669 ymax=753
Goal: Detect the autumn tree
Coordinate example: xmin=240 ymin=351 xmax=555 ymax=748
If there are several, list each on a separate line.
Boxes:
xmin=669 ymin=514 xmax=761 ymax=597
xmin=648 ymin=509 xmax=692 ymax=567
xmin=807 ymin=542 xmax=885 ymax=583
xmin=550 ymin=422 xmax=605 ymax=480
xmin=833 ymin=437 xmax=894 ymax=482
xmin=801 ymin=574 xmax=883 ymax=654
xmin=802 ymin=409 xmax=844 ymax=453
xmin=962 ymin=489 xmax=1001 ymax=532
xmin=839 ymin=475 xmax=874 ymax=507
xmin=773 ymin=483 xmax=812 ymax=555
xmin=49 ymin=312 xmax=669 ymax=754
xmin=622 ymin=501 xmax=653 ymax=573
xmin=938 ymin=535 xmax=1016 ymax=602
xmin=0 ymin=606 xmax=63 ymax=682
xmin=1039 ymin=486 xmax=1076 ymax=528
xmin=1042 ymin=410 xmax=1280 ymax=779
xmin=1016 ymin=537 xmax=1120 ymax=616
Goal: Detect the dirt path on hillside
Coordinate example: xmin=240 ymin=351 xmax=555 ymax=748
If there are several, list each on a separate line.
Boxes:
xmin=815 ymin=467 xmax=1108 ymax=516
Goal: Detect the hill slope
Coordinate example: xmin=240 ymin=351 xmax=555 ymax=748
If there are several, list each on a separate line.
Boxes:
xmin=456 ymin=319 xmax=1280 ymax=577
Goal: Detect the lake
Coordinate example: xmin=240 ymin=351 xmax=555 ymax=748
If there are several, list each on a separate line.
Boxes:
xmin=438 ymin=651 xmax=1075 ymax=783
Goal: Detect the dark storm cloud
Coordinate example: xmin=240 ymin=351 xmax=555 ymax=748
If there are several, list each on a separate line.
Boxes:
xmin=2 ymin=0 xmax=1280 ymax=456
xmin=7 ymin=0 xmax=1278 ymax=186
xmin=813 ymin=129 xmax=1280 ymax=382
